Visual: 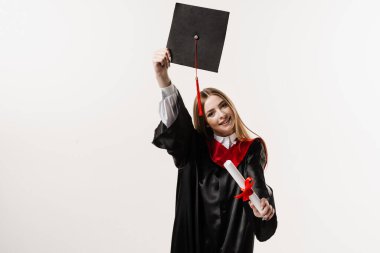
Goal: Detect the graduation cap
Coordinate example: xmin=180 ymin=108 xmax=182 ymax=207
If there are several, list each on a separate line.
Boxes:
xmin=167 ymin=3 xmax=230 ymax=116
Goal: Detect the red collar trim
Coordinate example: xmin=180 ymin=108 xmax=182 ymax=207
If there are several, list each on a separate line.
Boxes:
xmin=206 ymin=137 xmax=258 ymax=168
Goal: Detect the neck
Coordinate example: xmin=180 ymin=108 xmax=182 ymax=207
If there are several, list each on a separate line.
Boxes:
xmin=214 ymin=132 xmax=236 ymax=138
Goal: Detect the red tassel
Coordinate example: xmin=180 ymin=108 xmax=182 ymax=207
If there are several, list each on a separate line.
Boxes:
xmin=234 ymin=177 xmax=255 ymax=202
xmin=194 ymin=36 xmax=203 ymax=116
xmin=196 ymin=77 xmax=203 ymax=116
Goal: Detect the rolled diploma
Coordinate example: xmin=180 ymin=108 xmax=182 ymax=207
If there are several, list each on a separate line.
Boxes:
xmin=223 ymin=160 xmax=263 ymax=214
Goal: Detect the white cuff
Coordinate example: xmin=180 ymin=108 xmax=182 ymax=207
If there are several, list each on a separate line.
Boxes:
xmin=161 ymin=83 xmax=177 ymax=98
xmin=159 ymin=84 xmax=179 ymax=127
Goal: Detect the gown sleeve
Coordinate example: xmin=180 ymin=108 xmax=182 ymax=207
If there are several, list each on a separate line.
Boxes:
xmin=152 ymin=89 xmax=197 ymax=169
xmin=246 ymin=139 xmax=270 ymax=199
xmin=246 ymin=139 xmax=278 ymax=242
xmin=255 ymin=185 xmax=278 ymax=242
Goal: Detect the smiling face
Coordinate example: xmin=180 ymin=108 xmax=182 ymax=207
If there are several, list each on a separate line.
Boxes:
xmin=204 ymin=95 xmax=235 ymax=137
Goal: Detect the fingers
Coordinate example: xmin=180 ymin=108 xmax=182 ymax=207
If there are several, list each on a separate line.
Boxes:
xmin=261 ymin=202 xmax=270 ymax=220
xmin=260 ymin=198 xmax=275 ymax=221
xmin=166 ymin=55 xmax=170 ymax=68
xmin=165 ymin=49 xmax=171 ymax=67
xmin=263 ymin=206 xmax=275 ymax=221
xmin=166 ymin=48 xmax=171 ymax=68
xmin=249 ymin=201 xmax=262 ymax=218
xmin=153 ymin=48 xmax=171 ymax=68
xmin=152 ymin=54 xmax=167 ymax=67
xmin=268 ymin=208 xmax=275 ymax=220
xmin=249 ymin=199 xmax=275 ymax=221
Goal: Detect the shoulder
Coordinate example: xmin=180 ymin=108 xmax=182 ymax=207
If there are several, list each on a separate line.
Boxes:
xmin=244 ymin=137 xmax=268 ymax=168
xmin=247 ymin=137 xmax=267 ymax=153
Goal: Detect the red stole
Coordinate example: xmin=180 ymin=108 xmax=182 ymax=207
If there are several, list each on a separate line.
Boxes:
xmin=206 ymin=137 xmax=259 ymax=168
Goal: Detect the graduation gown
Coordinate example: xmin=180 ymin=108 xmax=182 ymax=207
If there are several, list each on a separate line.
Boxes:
xmin=152 ymin=92 xmax=277 ymax=253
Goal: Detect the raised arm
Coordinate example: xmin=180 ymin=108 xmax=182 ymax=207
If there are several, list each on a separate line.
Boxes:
xmin=153 ymin=48 xmax=180 ymax=127
xmin=152 ymin=48 xmax=197 ymax=169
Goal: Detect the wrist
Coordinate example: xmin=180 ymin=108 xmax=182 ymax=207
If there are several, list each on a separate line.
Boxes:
xmin=156 ymin=73 xmax=171 ymax=88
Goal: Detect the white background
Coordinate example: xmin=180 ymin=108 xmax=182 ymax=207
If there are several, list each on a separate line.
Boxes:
xmin=1 ymin=0 xmax=379 ymax=252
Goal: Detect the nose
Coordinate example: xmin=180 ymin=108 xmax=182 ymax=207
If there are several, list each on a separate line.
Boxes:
xmin=217 ymin=109 xmax=227 ymax=119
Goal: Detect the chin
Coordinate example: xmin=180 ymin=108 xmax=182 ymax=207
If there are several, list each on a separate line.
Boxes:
xmin=218 ymin=127 xmax=234 ymax=136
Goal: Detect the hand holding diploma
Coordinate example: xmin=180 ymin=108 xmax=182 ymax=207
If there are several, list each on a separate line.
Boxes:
xmin=249 ymin=198 xmax=275 ymax=221
xmin=224 ymin=160 xmax=275 ymax=221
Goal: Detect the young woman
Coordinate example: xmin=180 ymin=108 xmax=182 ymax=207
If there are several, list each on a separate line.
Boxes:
xmin=152 ymin=48 xmax=277 ymax=253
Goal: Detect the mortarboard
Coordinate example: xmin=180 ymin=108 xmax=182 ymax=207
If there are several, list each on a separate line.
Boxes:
xmin=167 ymin=3 xmax=230 ymax=116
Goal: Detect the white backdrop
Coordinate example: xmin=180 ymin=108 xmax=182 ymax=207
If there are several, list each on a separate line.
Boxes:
xmin=1 ymin=0 xmax=379 ymax=252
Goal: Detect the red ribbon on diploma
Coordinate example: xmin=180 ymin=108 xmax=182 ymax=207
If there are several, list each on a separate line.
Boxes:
xmin=234 ymin=177 xmax=255 ymax=202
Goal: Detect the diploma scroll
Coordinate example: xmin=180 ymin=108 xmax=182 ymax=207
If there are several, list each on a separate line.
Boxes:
xmin=223 ymin=160 xmax=263 ymax=214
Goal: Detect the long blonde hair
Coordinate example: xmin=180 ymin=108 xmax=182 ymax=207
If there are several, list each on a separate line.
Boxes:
xmin=193 ymin=87 xmax=260 ymax=141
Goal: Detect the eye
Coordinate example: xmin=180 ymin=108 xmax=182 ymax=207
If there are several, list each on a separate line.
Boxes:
xmin=220 ymin=102 xmax=228 ymax=108
xmin=207 ymin=111 xmax=215 ymax=118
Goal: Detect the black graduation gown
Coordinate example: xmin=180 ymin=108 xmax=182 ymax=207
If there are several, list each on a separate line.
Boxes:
xmin=152 ymin=92 xmax=278 ymax=253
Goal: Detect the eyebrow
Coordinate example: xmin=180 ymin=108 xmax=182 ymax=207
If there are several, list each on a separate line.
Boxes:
xmin=206 ymin=100 xmax=225 ymax=114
